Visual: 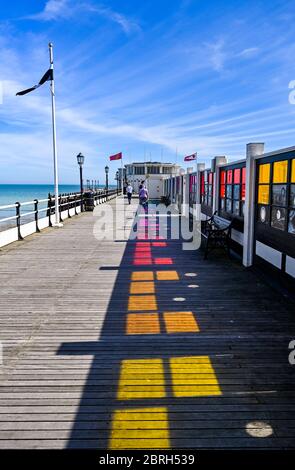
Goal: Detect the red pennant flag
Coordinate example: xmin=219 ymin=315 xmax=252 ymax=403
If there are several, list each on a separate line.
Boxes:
xmin=109 ymin=152 xmax=122 ymax=161
xmin=184 ymin=153 xmax=197 ymax=162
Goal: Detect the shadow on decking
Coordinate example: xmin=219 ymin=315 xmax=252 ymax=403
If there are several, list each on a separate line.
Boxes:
xmin=58 ymin=212 xmax=295 ymax=449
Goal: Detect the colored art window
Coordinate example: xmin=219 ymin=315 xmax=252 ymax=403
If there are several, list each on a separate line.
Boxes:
xmin=258 ymin=185 xmax=269 ymax=204
xmin=273 ymin=160 xmax=288 ymax=183
xmin=242 ymin=167 xmax=246 ymax=184
xmin=220 ymin=185 xmax=225 ymax=198
xmin=227 ymin=170 xmax=233 ymax=184
xmin=220 ymin=171 xmax=226 ymax=184
xmin=259 ymin=164 xmax=270 ymax=184
xmin=292 ymin=160 xmax=295 ymax=183
xmin=234 ymin=169 xmax=240 ymax=184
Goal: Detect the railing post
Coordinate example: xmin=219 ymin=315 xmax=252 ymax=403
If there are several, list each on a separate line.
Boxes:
xmin=48 ymin=194 xmax=53 ymax=227
xmin=74 ymin=194 xmax=78 ymax=216
xmin=68 ymin=195 xmax=71 ymax=218
xmin=34 ymin=199 xmax=40 ymax=233
xmin=243 ymin=142 xmax=265 ymax=267
xmin=80 ymin=192 xmax=84 ymax=212
xmin=59 ymin=195 xmax=63 ymax=222
xmin=15 ymin=202 xmax=23 ymax=240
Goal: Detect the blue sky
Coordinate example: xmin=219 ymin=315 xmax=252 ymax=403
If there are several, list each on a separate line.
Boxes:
xmin=0 ymin=0 xmax=295 ymax=184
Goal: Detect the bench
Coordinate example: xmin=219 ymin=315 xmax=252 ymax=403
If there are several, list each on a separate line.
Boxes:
xmin=201 ymin=211 xmax=233 ymax=260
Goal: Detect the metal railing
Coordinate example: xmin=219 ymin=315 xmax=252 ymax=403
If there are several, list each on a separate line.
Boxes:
xmin=0 ymin=188 xmax=119 ymax=241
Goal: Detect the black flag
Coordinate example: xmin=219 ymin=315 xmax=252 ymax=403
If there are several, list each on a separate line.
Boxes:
xmin=16 ymin=69 xmax=53 ymax=96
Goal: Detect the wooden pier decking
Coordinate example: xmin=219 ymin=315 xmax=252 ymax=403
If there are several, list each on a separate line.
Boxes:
xmin=0 ymin=196 xmax=295 ymax=449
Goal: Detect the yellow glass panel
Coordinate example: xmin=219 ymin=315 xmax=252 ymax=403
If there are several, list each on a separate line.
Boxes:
xmin=128 ymin=295 xmax=157 ymax=311
xmin=259 ymin=164 xmax=270 ymax=183
xmin=130 ymin=281 xmax=155 ymax=294
xmin=292 ymin=160 xmax=295 ymax=183
xmin=131 ymin=271 xmax=154 ymax=281
xmin=258 ymin=185 xmax=269 ymax=204
xmin=109 ymin=407 xmax=170 ymax=449
xmin=156 ymin=271 xmax=179 ymax=281
xmin=118 ymin=359 xmax=166 ymax=400
xmin=273 ymin=160 xmax=288 ymax=183
xmin=170 ymin=356 xmax=222 ymax=397
xmin=126 ymin=313 xmax=160 ymax=335
xmin=164 ymin=312 xmax=199 ymax=333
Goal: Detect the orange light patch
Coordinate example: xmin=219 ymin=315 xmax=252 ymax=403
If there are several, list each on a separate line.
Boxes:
xmin=128 ymin=295 xmax=158 ymax=311
xmin=152 ymin=242 xmax=167 ymax=247
xmin=156 ymin=271 xmax=179 ymax=281
xmin=126 ymin=313 xmax=160 ymax=335
xmin=154 ymin=258 xmax=173 ymax=265
xmin=130 ymin=281 xmax=155 ymax=294
xmin=164 ymin=311 xmax=199 ymax=333
xmin=131 ymin=272 xmax=154 ymax=281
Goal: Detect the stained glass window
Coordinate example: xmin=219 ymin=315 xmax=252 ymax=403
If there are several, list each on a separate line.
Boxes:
xmin=273 ymin=160 xmax=288 ymax=183
xmin=258 ymin=185 xmax=269 ymax=204
xmin=259 ymin=164 xmax=270 ymax=184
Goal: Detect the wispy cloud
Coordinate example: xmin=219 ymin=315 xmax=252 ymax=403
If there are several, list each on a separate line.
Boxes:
xmin=205 ymin=39 xmax=226 ymax=72
xmin=24 ymin=0 xmax=140 ymax=34
xmin=238 ymin=47 xmax=260 ymax=58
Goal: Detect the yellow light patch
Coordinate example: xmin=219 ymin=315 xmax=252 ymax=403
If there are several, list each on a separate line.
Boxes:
xmin=109 ymin=407 xmax=170 ymax=449
xmin=126 ymin=313 xmax=160 ymax=335
xmin=130 ymin=281 xmax=155 ymax=294
xmin=258 ymin=185 xmax=269 ymax=204
xmin=117 ymin=359 xmax=166 ymax=400
xmin=164 ymin=311 xmax=199 ymax=333
xmin=128 ymin=295 xmax=157 ymax=311
xmin=292 ymin=159 xmax=295 ymax=183
xmin=131 ymin=271 xmax=154 ymax=281
xmin=273 ymin=160 xmax=288 ymax=183
xmin=156 ymin=271 xmax=179 ymax=281
xmin=170 ymin=356 xmax=222 ymax=397
xmin=258 ymin=163 xmax=270 ymax=184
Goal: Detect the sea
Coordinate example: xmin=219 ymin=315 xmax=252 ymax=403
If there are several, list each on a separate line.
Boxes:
xmin=0 ymin=184 xmax=113 ymax=231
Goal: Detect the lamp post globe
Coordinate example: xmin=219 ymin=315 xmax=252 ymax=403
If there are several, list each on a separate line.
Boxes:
xmin=105 ymin=165 xmax=109 ymax=193
xmin=76 ymin=153 xmax=85 ymax=211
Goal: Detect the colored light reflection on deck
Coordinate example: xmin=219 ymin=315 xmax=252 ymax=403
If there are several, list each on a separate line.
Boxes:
xmin=128 ymin=295 xmax=157 ymax=311
xmin=130 ymin=281 xmax=155 ymax=294
xmin=170 ymin=356 xmax=222 ymax=397
xmin=126 ymin=313 xmax=160 ymax=335
xmin=154 ymin=258 xmax=173 ymax=265
xmin=131 ymin=271 xmax=154 ymax=281
xmin=109 ymin=407 xmax=170 ymax=449
xmin=117 ymin=359 xmax=166 ymax=399
xmin=156 ymin=271 xmax=179 ymax=281
xmin=164 ymin=312 xmax=199 ymax=333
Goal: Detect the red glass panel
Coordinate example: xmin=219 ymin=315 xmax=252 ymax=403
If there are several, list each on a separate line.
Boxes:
xmin=241 ymin=184 xmax=246 ymax=201
xmin=234 ymin=168 xmax=240 ymax=184
xmin=220 ymin=184 xmax=225 ymax=198
xmin=220 ymin=171 xmax=226 ymax=185
xmin=201 ymin=173 xmax=205 ymax=195
xmin=227 ymin=170 xmax=233 ymax=184
xmin=242 ymin=167 xmax=246 ymax=184
xmin=209 ymin=172 xmax=213 ymax=184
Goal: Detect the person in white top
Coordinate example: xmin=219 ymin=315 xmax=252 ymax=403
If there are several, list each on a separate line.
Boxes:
xmin=126 ymin=183 xmax=133 ymax=204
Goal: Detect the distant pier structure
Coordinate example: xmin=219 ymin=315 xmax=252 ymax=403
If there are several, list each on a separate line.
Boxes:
xmin=120 ymin=162 xmax=180 ymax=198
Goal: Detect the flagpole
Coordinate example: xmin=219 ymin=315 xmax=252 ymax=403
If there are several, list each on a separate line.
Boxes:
xmin=49 ymin=42 xmax=62 ymax=227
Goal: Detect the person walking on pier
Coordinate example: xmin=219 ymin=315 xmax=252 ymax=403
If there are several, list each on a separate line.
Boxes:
xmin=139 ymin=185 xmax=149 ymax=212
xmin=126 ymin=183 xmax=133 ymax=204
